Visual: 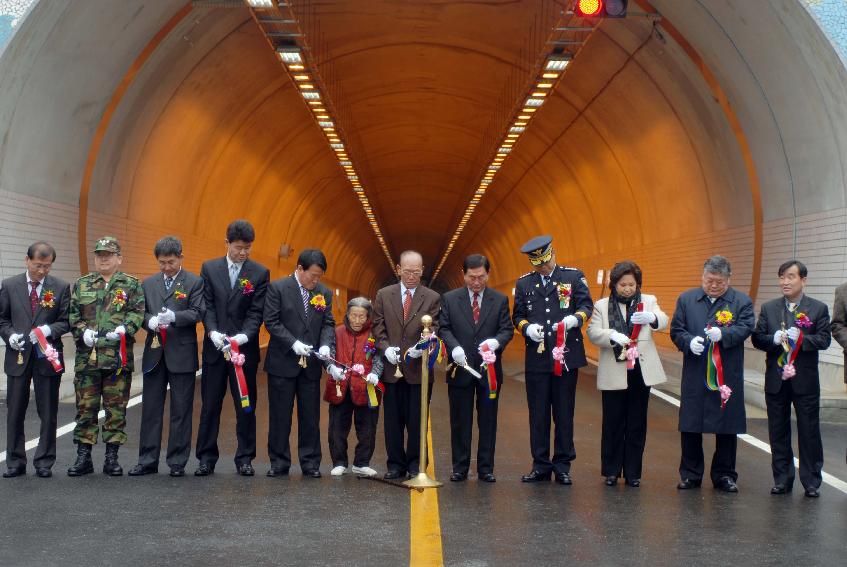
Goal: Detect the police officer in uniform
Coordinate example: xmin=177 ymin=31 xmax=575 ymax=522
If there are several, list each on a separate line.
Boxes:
xmin=512 ymin=236 xmax=592 ymax=485
xmin=67 ymin=236 xmax=145 ymax=476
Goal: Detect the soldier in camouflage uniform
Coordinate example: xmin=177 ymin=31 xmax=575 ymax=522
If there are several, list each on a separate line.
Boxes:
xmin=67 ymin=236 xmax=144 ymax=476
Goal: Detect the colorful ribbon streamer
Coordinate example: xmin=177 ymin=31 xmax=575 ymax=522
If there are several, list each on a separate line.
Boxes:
xmin=32 ymin=327 xmax=62 ymax=372
xmin=479 ymin=343 xmax=498 ymax=399
xmin=552 ymin=324 xmax=568 ymax=376
xmin=227 ymin=339 xmax=252 ymax=413
xmin=705 ymin=335 xmax=731 ymax=409
xmin=404 ymin=335 xmax=446 ymax=373
xmin=777 ymin=330 xmax=804 ymax=380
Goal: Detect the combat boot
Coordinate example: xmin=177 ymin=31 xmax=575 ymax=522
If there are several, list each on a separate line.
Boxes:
xmin=67 ymin=443 xmax=94 ymax=476
xmin=103 ymin=443 xmax=123 ymax=476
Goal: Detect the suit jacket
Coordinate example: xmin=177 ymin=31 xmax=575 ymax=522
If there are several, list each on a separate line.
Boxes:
xmin=751 ymin=295 xmax=831 ymax=396
xmin=829 ymin=282 xmax=847 ymax=383
xmin=200 ymin=257 xmax=269 ymax=368
xmin=372 ymin=283 xmax=441 ymax=384
xmin=438 ymin=287 xmax=513 ymax=388
xmin=263 ymin=275 xmax=335 ymax=379
xmin=0 ymin=273 xmax=71 ymax=376
xmin=141 ymin=270 xmax=205 ymax=374
xmin=586 ymin=294 xmax=668 ymax=390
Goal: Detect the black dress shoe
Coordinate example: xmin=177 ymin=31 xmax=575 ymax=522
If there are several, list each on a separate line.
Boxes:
xmin=677 ymin=478 xmax=702 ymax=490
xmin=555 ymin=472 xmax=572 ymax=485
xmin=169 ymin=467 xmax=185 ymax=477
xmin=194 ymin=463 xmax=214 ymax=476
xmin=384 ymin=470 xmax=406 ymax=480
xmin=804 ymin=487 xmax=820 ymax=498
xmin=237 ymin=463 xmax=255 ymax=476
xmin=449 ymin=472 xmax=467 ymax=482
xmin=128 ymin=464 xmax=158 ymax=476
xmin=770 ymin=483 xmax=791 ymax=495
xmin=625 ymin=478 xmax=640 ymax=488
xmin=714 ymin=477 xmax=738 ymax=493
xmin=303 ymin=469 xmax=322 ymax=478
xmin=3 ymin=467 xmax=25 ymax=478
xmin=35 ymin=467 xmax=52 ymax=478
xmin=521 ymin=470 xmax=551 ymax=483
xmin=480 ymin=473 xmax=496 ymax=483
xmin=266 ymin=467 xmax=289 ymax=477
xmin=604 ymin=476 xmax=617 ymax=486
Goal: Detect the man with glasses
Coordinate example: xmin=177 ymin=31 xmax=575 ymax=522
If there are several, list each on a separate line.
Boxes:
xmin=0 ymin=242 xmax=70 ymax=478
xmin=373 ymin=250 xmax=440 ymax=479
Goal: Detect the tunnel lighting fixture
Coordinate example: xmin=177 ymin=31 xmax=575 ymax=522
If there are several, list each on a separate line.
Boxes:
xmin=318 ymin=121 xmax=334 ymax=128
xmin=293 ymin=74 xmax=310 ymax=80
xmin=247 ymin=0 xmax=275 ymax=8
xmin=287 ymin=64 xmax=305 ymax=71
xmin=545 ymin=56 xmax=571 ymax=71
xmin=542 ymin=73 xmax=559 ymax=79
xmin=277 ymin=48 xmax=302 ymax=64
xmin=524 ymin=98 xmax=544 ymax=107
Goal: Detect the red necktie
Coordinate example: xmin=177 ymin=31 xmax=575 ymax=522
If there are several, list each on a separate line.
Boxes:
xmin=403 ymin=290 xmax=412 ymax=321
xmin=30 ymin=281 xmax=39 ymax=316
xmin=472 ymin=292 xmax=480 ymax=324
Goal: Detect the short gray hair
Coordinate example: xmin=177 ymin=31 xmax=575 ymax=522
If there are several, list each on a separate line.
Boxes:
xmin=347 ymin=296 xmax=373 ymax=315
xmin=703 ymin=255 xmax=731 ymax=277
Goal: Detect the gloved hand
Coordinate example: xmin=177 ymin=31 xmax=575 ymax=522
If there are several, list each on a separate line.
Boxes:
xmin=630 ymin=311 xmax=656 ymax=325
xmin=8 ymin=333 xmax=25 ymax=351
xmin=105 ymin=325 xmax=126 ymax=341
xmin=83 ymin=329 xmax=97 ymax=348
xmin=209 ymin=330 xmax=225 ymax=350
xmin=292 ymin=340 xmax=313 ymax=357
xmin=526 ymin=323 xmax=544 ymax=343
xmin=452 ymin=346 xmax=467 ymax=366
xmin=609 ymin=331 xmax=631 ymax=347
xmin=316 ymin=345 xmax=331 ymax=361
xmin=232 ymin=333 xmax=248 ymax=346
xmin=773 ymin=329 xmax=787 ymax=345
xmin=28 ymin=325 xmax=51 ymax=343
xmin=406 ymin=348 xmax=423 ymax=359
xmin=158 ymin=309 xmax=176 ymax=326
xmin=148 ymin=316 xmax=160 ymax=331
xmin=366 ymin=373 xmax=380 ymax=385
xmin=786 ymin=327 xmax=800 ymax=342
xmin=328 ymin=365 xmax=345 ymax=381
xmin=705 ymin=327 xmax=722 ymax=342
xmin=689 ymin=336 xmax=705 ymax=356
xmin=479 ymin=338 xmax=500 ymax=352
xmin=385 ymin=346 xmax=401 ymax=365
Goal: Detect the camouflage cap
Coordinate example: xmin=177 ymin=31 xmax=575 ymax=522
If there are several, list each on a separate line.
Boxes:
xmin=93 ymin=236 xmax=121 ymax=254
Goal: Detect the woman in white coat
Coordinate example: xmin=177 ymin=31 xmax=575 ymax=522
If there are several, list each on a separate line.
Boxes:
xmin=587 ymin=261 xmax=668 ymax=487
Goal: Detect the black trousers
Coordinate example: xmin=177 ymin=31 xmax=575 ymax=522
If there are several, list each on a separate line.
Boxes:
xmin=5 ymin=359 xmax=59 ymax=469
xmin=525 ymin=369 xmax=578 ymax=474
xmin=137 ymin=362 xmax=196 ymax=468
xmin=328 ymin=391 xmax=379 ymax=468
xmin=765 ymin=379 xmax=823 ymax=490
xmin=383 ymin=379 xmax=433 ymax=475
xmin=600 ymin=367 xmax=651 ymax=479
xmin=448 ymin=380 xmax=500 ymax=475
xmin=267 ymin=371 xmax=321 ymax=472
xmin=679 ymin=431 xmax=738 ymax=484
xmin=195 ymin=358 xmax=257 ymax=467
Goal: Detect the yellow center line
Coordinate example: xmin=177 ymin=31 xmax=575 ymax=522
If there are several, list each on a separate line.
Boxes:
xmin=409 ymin=415 xmax=444 ymax=566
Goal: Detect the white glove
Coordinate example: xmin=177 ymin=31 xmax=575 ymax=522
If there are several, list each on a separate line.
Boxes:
xmin=232 ymin=333 xmax=248 ymax=346
xmin=328 ymin=364 xmax=345 ymax=381
xmin=210 ymin=330 xmax=225 ymax=350
xmin=8 ymin=333 xmax=25 ymax=351
xmin=406 ymin=348 xmax=423 ymax=359
xmin=773 ymin=329 xmax=786 ymax=345
xmin=292 ymin=340 xmax=313 ymax=356
xmin=526 ymin=323 xmax=544 ymax=343
xmin=479 ymin=338 xmax=499 ymax=352
xmin=786 ymin=327 xmax=800 ymax=342
xmin=316 ymin=345 xmax=331 ymax=361
xmin=452 ymin=346 xmax=468 ymax=366
xmin=609 ymin=331 xmax=631 ymax=347
xmin=366 ymin=373 xmax=379 ymax=385
xmin=705 ymin=327 xmax=722 ymax=343
xmin=105 ymin=325 xmax=126 ymax=341
xmin=28 ymin=325 xmax=51 ymax=343
xmin=148 ymin=316 xmax=160 ymax=331
xmin=159 ymin=309 xmax=176 ymax=326
xmin=553 ymin=315 xmax=579 ymax=331
xmin=630 ymin=311 xmax=656 ymax=325
xmin=385 ymin=346 xmax=401 ymax=365
xmin=83 ymin=329 xmax=97 ymax=348
xmin=689 ymin=336 xmax=705 ymax=356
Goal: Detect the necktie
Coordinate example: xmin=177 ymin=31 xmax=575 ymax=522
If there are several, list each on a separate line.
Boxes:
xmin=472 ymin=292 xmax=480 ymax=324
xmin=30 ymin=281 xmax=39 ymax=316
xmin=164 ymin=276 xmax=174 ymax=291
xmin=403 ymin=290 xmax=412 ymax=321
xmin=301 ymin=286 xmax=310 ymax=314
xmin=541 ymin=276 xmax=548 ymax=288
xmin=229 ymin=264 xmax=239 ymax=289
xmin=788 ymin=302 xmax=796 ymax=312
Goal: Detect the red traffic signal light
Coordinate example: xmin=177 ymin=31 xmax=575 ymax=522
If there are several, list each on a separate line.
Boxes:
xmin=575 ymin=0 xmax=603 ymax=17
xmin=574 ymin=0 xmax=628 ymax=18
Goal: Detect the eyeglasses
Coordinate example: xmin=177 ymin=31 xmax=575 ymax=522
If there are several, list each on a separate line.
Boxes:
xmin=29 ymin=263 xmax=52 ymax=270
xmin=400 ymin=270 xmax=422 ymax=276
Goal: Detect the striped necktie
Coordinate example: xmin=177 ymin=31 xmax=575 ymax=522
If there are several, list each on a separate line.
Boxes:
xmin=403 ymin=290 xmax=412 ymax=321
xmin=472 ymin=292 xmax=480 ymax=324
xmin=301 ymin=286 xmax=310 ymax=314
xmin=164 ymin=276 xmax=174 ymax=291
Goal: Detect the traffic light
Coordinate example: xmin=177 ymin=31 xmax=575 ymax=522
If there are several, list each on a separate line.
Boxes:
xmin=573 ymin=0 xmax=628 ymax=18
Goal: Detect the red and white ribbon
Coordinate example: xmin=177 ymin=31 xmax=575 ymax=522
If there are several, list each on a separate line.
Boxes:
xmin=227 ymin=338 xmax=252 ymax=413
xmin=552 ymin=324 xmax=569 ymax=376
xmin=479 ymin=343 xmax=498 ymax=399
xmin=32 ymin=327 xmax=62 ymax=372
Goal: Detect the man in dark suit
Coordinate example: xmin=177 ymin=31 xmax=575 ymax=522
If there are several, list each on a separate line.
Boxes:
xmin=512 ymin=236 xmax=593 ymax=485
xmin=195 ymin=220 xmax=269 ymax=476
xmin=0 ymin=242 xmax=70 ymax=478
xmin=438 ymin=254 xmax=513 ymax=483
xmin=752 ymin=260 xmax=831 ymax=497
xmin=373 ymin=250 xmax=441 ymax=479
xmin=263 ymin=249 xmax=335 ymax=478
xmin=128 ymin=236 xmax=205 ymax=477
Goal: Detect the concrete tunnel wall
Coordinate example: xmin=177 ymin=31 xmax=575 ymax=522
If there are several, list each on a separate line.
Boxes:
xmin=0 ymin=0 xmax=846 ymax=387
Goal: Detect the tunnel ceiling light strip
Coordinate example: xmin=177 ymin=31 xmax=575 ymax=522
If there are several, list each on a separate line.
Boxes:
xmin=246 ymin=1 xmax=393 ymax=269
